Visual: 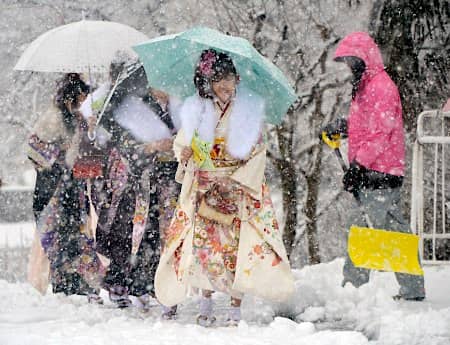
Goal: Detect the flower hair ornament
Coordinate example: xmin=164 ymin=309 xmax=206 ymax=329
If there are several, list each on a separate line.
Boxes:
xmin=198 ymin=50 xmax=217 ymax=78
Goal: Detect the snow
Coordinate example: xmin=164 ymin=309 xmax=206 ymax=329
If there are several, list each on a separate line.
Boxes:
xmin=0 ymin=280 xmax=368 ymax=345
xmin=0 ymin=232 xmax=449 ymax=345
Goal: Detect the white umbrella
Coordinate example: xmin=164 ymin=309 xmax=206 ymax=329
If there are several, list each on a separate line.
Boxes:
xmin=14 ymin=20 xmax=149 ymax=73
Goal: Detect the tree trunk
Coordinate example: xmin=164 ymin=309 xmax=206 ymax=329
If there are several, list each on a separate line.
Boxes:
xmin=275 ymin=112 xmax=298 ymax=260
xmin=279 ymin=159 xmax=298 ymax=259
xmin=304 ymin=146 xmax=322 ymax=264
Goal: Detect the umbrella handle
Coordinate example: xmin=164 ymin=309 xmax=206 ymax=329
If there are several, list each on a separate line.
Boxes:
xmin=95 ymin=73 xmax=122 ymax=126
xmin=96 ymin=62 xmax=144 ymax=126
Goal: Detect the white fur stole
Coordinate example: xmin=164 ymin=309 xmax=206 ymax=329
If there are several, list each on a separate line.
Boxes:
xmin=113 ymin=95 xmax=181 ymax=143
xmin=179 ymin=87 xmax=265 ymax=159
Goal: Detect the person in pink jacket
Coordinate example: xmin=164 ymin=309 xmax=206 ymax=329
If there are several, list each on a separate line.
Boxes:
xmin=322 ymin=32 xmax=425 ymax=301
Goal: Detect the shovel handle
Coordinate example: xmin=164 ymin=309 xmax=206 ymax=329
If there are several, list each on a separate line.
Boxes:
xmin=333 ymin=148 xmax=348 ymax=173
xmin=332 ymin=147 xmax=374 ymax=228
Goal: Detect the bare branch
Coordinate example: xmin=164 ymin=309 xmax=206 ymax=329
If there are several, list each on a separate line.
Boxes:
xmin=307 ymin=38 xmax=340 ymax=77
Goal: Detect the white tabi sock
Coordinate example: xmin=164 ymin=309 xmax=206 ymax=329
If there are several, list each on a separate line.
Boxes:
xmin=228 ymin=306 xmax=241 ymax=322
xmin=199 ymin=296 xmax=213 ymax=317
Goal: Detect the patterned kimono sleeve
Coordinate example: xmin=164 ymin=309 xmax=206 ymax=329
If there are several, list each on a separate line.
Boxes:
xmin=27 ymin=107 xmax=64 ymax=170
xmin=230 ymin=144 xmax=266 ymax=200
xmin=27 ymin=134 xmax=60 ymax=170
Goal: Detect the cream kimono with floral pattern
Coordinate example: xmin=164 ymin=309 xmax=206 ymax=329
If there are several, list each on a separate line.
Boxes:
xmin=155 ymin=87 xmax=294 ymax=307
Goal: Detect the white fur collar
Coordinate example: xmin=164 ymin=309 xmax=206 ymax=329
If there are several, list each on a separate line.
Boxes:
xmin=113 ymin=95 xmax=176 ymax=143
xmin=179 ymin=86 xmax=265 ymax=159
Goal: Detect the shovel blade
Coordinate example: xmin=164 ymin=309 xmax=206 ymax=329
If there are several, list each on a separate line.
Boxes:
xmin=348 ymin=226 xmax=424 ymax=276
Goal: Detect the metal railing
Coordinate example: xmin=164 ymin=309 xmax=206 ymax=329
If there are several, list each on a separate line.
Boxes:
xmin=411 ymin=110 xmax=450 ymax=264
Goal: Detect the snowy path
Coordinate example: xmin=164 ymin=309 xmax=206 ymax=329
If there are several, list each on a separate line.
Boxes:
xmin=1 ymin=259 xmax=449 ymax=345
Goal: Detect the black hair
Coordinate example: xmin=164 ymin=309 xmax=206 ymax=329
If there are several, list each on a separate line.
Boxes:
xmin=194 ymin=49 xmax=238 ymax=99
xmin=54 ymin=73 xmax=90 ymax=133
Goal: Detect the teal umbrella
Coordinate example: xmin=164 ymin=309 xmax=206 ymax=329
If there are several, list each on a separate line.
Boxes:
xmin=133 ymin=26 xmax=297 ymax=125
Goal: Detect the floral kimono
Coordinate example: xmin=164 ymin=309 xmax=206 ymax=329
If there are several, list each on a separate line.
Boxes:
xmin=28 ymin=106 xmax=104 ymax=295
xmin=95 ymin=91 xmax=182 ymax=297
xmin=155 ymin=87 xmax=294 ymax=307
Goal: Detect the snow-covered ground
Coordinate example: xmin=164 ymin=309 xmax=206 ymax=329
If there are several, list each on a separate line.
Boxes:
xmin=1 ymin=223 xmax=449 ymax=345
xmin=0 ymin=255 xmax=449 ymax=344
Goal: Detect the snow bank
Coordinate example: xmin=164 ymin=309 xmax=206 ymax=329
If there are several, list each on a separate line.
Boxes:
xmin=1 ymin=259 xmax=449 ymax=345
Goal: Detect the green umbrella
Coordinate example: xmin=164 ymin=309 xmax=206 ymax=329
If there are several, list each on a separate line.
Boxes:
xmin=133 ymin=26 xmax=297 ymax=125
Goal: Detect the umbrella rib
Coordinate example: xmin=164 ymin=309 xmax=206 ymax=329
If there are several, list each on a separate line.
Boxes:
xmin=16 ymin=25 xmax=66 ymax=72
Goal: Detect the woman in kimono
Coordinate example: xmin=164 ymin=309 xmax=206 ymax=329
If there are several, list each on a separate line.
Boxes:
xmin=28 ymin=73 xmax=104 ymax=302
xmin=96 ymin=59 xmax=182 ymax=310
xmin=155 ymin=50 xmax=294 ymax=326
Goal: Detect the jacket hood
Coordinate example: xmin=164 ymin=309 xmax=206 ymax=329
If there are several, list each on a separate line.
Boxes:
xmin=334 ymin=32 xmax=385 ymax=78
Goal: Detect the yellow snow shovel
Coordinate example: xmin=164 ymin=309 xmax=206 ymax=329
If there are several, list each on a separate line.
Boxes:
xmin=348 ymin=226 xmax=423 ymax=275
xmin=321 ymin=131 xmax=424 ymax=276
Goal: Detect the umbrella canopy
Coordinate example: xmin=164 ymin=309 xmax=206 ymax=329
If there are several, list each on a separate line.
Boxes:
xmin=14 ymin=20 xmax=149 ymax=74
xmin=133 ymin=26 xmax=296 ymax=125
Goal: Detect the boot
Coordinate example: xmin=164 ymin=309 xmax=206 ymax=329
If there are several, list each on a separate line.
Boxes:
xmin=87 ymin=291 xmax=104 ymax=305
xmin=109 ymin=286 xmax=132 ymax=308
xmin=161 ymin=305 xmax=178 ymax=320
xmin=136 ymin=294 xmax=151 ymax=312
xmin=392 ymin=294 xmax=425 ymax=301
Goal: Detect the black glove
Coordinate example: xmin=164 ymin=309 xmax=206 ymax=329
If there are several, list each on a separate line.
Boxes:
xmin=320 ymin=118 xmax=348 ymax=141
xmin=342 ymin=161 xmax=367 ymax=193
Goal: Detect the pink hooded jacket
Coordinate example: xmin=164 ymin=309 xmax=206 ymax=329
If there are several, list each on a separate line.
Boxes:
xmin=335 ymin=32 xmax=405 ymax=176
